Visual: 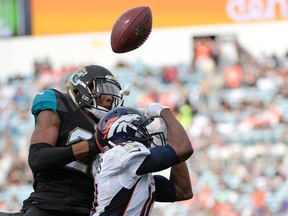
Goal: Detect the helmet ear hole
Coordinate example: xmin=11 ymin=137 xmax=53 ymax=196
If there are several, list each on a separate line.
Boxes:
xmin=82 ymin=95 xmax=92 ymax=104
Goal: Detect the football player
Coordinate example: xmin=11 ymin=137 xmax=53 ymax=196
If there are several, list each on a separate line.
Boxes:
xmin=21 ymin=65 xmax=126 ymax=216
xmin=91 ymin=104 xmax=193 ymax=216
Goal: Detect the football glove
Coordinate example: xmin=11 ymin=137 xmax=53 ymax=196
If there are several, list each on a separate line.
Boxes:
xmin=142 ymin=102 xmax=170 ymax=117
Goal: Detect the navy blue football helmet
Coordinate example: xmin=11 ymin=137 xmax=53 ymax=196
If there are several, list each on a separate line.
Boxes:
xmin=95 ymin=107 xmax=166 ymax=152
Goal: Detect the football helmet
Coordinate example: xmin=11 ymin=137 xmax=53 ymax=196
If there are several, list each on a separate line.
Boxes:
xmin=95 ymin=107 xmax=167 ymax=152
xmin=67 ymin=65 xmax=123 ymax=119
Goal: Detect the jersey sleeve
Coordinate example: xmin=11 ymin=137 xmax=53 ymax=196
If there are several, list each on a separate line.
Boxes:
xmin=111 ymin=142 xmax=151 ymax=177
xmin=31 ymin=88 xmax=58 ymax=118
xmin=154 ymin=175 xmax=176 ymax=202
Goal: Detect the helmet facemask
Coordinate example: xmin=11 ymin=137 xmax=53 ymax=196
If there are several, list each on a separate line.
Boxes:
xmin=79 ymin=78 xmax=123 ymax=119
xmin=111 ymin=116 xmax=167 ymax=149
xmin=133 ymin=117 xmax=155 ymax=148
xmin=97 ymin=110 xmax=167 ymax=151
xmin=145 ymin=117 xmax=168 ymax=148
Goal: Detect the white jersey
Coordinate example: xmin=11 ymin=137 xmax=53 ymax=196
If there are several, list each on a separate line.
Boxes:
xmin=91 ymin=141 xmax=155 ymax=216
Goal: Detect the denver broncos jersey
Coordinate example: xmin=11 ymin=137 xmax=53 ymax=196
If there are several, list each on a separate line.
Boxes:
xmin=22 ymin=88 xmax=96 ymax=213
xmin=91 ymin=142 xmax=155 ymax=216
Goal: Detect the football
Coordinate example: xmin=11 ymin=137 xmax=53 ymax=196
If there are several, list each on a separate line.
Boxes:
xmin=111 ymin=6 xmax=152 ymax=53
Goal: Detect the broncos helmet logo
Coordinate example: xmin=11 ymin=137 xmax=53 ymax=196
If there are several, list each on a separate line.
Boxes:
xmin=102 ymin=114 xmax=141 ymax=140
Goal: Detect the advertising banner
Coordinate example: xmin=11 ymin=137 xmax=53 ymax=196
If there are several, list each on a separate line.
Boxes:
xmin=31 ymin=0 xmax=288 ymax=35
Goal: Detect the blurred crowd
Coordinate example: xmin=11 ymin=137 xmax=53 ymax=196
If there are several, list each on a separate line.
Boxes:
xmin=0 ymin=37 xmax=288 ymax=216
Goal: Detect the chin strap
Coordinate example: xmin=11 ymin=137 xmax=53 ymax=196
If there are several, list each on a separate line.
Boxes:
xmin=85 ymin=106 xmax=110 ymax=119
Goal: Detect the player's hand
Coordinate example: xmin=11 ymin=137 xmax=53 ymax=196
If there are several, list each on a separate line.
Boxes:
xmin=87 ymin=135 xmax=101 ymax=156
xmin=142 ymin=103 xmax=170 ymax=117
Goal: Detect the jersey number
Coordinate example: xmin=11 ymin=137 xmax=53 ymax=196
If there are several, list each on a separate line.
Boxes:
xmin=68 ymin=127 xmax=93 ymax=143
xmin=66 ymin=127 xmax=93 ymax=174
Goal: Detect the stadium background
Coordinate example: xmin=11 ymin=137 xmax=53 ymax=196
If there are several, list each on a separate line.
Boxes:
xmin=0 ymin=0 xmax=288 ymax=215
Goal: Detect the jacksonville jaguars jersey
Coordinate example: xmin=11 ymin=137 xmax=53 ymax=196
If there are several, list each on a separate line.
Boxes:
xmin=91 ymin=142 xmax=155 ymax=216
xmin=22 ymin=88 xmax=96 ymax=214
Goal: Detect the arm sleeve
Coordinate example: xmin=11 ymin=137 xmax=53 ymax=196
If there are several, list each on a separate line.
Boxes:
xmin=154 ymin=175 xmax=176 ymax=202
xmin=136 ymin=145 xmax=180 ymax=175
xmin=28 ymin=143 xmax=76 ymax=173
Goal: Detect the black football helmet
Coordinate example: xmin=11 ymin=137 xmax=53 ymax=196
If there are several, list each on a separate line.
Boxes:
xmin=95 ymin=107 xmax=167 ymax=152
xmin=67 ymin=65 xmax=123 ymax=119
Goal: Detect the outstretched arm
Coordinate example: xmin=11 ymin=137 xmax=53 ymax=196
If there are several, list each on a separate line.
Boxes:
xmin=137 ymin=107 xmax=193 ymax=174
xmin=153 ymin=160 xmax=193 ymax=202
xmin=138 ymin=104 xmax=194 ymax=201
xmin=161 ymin=109 xmax=193 ymax=200
xmin=169 ymin=162 xmax=193 ymax=201
xmin=161 ymin=109 xmax=193 ymax=161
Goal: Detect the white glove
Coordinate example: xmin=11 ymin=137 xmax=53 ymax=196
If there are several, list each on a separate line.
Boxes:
xmin=142 ymin=103 xmax=170 ymax=117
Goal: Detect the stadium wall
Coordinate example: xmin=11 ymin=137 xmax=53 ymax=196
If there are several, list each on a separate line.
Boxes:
xmin=0 ymin=21 xmax=288 ymax=82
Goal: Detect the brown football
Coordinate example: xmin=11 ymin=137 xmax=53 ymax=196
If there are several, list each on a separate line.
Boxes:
xmin=111 ymin=6 xmax=152 ymax=53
